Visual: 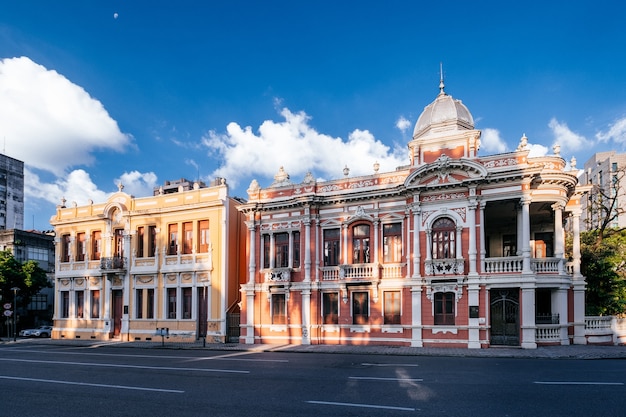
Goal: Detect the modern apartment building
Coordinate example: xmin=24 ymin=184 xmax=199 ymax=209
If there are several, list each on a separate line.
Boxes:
xmin=581 ymin=151 xmax=626 ymax=230
xmin=50 ymin=180 xmax=245 ymax=342
xmin=237 ymin=82 xmax=588 ymax=348
xmin=0 ymin=153 xmax=24 ymax=230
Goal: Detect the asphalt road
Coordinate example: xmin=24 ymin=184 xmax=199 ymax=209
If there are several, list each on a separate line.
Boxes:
xmin=0 ymin=343 xmax=624 ymax=417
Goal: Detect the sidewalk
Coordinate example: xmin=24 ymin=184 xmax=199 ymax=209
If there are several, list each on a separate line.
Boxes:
xmin=3 ymin=337 xmax=626 ymax=359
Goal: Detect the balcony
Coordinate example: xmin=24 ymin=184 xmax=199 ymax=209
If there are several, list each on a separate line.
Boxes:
xmin=425 ymin=258 xmax=464 ymax=276
xmin=484 ymin=256 xmax=564 ymax=275
xmin=321 ymin=263 xmax=378 ymax=281
xmin=264 ymin=268 xmax=291 ymax=282
xmin=101 ymin=256 xmax=127 ymax=271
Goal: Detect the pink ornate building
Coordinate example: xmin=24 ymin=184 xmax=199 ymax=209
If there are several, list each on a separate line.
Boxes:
xmin=237 ymin=82 xmax=587 ymax=348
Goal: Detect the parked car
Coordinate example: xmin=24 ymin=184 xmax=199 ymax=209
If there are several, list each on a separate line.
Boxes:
xmin=19 ymin=325 xmax=52 ymax=338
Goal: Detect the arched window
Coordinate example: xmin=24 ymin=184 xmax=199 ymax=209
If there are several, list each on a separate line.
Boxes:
xmin=352 ymin=224 xmax=370 ymax=263
xmin=432 ymin=217 xmax=455 ymax=259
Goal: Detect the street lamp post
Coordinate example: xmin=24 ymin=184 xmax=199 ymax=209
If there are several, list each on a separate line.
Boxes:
xmin=10 ymin=287 xmax=19 ymax=342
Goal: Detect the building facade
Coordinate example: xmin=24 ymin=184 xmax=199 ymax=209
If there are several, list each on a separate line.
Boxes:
xmin=237 ymin=84 xmax=588 ymax=348
xmin=0 ymin=153 xmax=24 ymax=230
xmin=581 ymin=151 xmax=626 ymax=230
xmin=50 ymin=180 xmax=245 ymax=342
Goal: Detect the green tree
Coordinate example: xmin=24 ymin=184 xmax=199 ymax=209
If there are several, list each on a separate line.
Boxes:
xmin=0 ymin=250 xmax=51 ymax=308
xmin=580 ymin=229 xmax=626 ymax=316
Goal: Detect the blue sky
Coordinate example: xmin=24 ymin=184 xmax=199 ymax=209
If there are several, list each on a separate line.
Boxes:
xmin=1 ymin=1 xmax=626 ymax=230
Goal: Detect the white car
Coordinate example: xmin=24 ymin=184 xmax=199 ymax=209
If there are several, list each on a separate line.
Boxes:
xmin=19 ymin=325 xmax=52 ymax=338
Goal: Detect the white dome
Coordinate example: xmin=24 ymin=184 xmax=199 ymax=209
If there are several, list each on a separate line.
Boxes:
xmin=413 ymin=87 xmax=474 ymax=138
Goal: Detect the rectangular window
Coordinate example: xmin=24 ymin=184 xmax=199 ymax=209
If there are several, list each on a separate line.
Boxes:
xmin=352 ymin=291 xmax=369 ymax=325
xmin=148 ymin=226 xmax=156 ymax=257
xmin=61 ymin=234 xmax=70 ymax=262
xmin=292 ymin=231 xmax=300 ymax=268
xmin=323 ymin=228 xmax=340 ymax=266
xmin=383 ymin=223 xmax=402 ymax=263
xmin=114 ymin=229 xmax=124 ymax=257
xmin=271 ymin=293 xmax=287 ymax=324
xmin=168 ymin=224 xmax=178 ymax=255
xmin=352 ymin=225 xmax=370 ymax=263
xmin=76 ymin=291 xmax=84 ymax=318
xmin=198 ymin=220 xmax=209 ymax=253
xmin=137 ymin=226 xmax=145 ymax=258
xmin=61 ymin=291 xmax=69 ymax=318
xmin=274 ymin=233 xmax=289 ymax=268
xmin=262 ymin=234 xmax=270 ymax=269
xmin=182 ymin=288 xmax=192 ymax=319
xmin=384 ymin=291 xmax=401 ymax=325
xmin=147 ymin=288 xmax=154 ymax=319
xmin=434 ymin=292 xmax=455 ymax=325
xmin=322 ymin=292 xmax=339 ymax=324
xmin=136 ymin=289 xmax=144 ymax=319
xmin=91 ymin=231 xmax=101 ymax=260
xmin=182 ymin=222 xmax=193 ymax=254
xmin=167 ymin=288 xmax=177 ymax=319
xmin=76 ymin=232 xmax=85 ymax=262
xmin=91 ymin=290 xmax=100 ymax=318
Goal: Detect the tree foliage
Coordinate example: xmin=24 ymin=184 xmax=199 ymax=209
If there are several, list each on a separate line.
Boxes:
xmin=0 ymin=249 xmax=51 ymax=307
xmin=580 ymin=229 xmax=626 ymax=316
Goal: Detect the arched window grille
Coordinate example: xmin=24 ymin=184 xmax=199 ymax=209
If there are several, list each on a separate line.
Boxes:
xmin=432 ymin=217 xmax=455 ymax=259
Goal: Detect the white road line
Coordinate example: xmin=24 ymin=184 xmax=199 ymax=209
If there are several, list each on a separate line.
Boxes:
xmin=349 ymin=376 xmax=424 ymax=382
xmin=3 ymin=348 xmax=287 ymax=363
xmin=361 ymin=363 xmax=419 ymax=367
xmin=0 ymin=375 xmax=184 ymax=393
xmin=534 ymin=381 xmax=624 ymax=386
xmin=0 ymin=357 xmax=249 ymax=374
xmin=307 ymin=400 xmax=415 ymax=411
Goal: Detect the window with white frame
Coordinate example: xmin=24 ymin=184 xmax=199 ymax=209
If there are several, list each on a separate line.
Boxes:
xmin=383 ymin=223 xmax=402 ymax=263
xmin=271 ymin=293 xmax=287 ymax=324
xmin=431 ymin=217 xmax=456 ymax=259
xmin=352 ymin=291 xmax=369 ymax=325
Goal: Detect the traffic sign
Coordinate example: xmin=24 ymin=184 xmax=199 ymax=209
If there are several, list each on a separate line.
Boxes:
xmin=3 ymin=303 xmax=11 ymax=310
xmin=3 ymin=310 xmax=12 ymax=317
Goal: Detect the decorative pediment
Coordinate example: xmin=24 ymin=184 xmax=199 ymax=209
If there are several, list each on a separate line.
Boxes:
xmin=405 ymin=155 xmax=488 ymax=188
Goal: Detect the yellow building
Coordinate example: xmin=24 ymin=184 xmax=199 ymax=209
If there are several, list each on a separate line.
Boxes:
xmin=50 ymin=179 xmax=245 ymax=342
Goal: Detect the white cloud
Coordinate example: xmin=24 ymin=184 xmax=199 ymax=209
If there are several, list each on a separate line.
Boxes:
xmin=596 ymin=116 xmax=626 ymax=145
xmin=0 ymin=56 xmax=133 ymax=176
xmin=115 ymin=171 xmax=159 ymax=198
xmin=480 ymin=128 xmax=507 ymax=153
xmin=527 ymin=143 xmax=549 ymax=158
xmin=396 ymin=116 xmax=412 ymax=133
xmin=203 ymin=107 xmax=407 ymax=188
xmin=548 ymin=118 xmax=591 ymax=152
xmin=25 ymin=168 xmax=110 ymax=207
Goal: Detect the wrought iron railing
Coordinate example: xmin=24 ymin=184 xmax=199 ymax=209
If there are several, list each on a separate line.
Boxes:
xmin=100 ymin=256 xmax=126 ymax=270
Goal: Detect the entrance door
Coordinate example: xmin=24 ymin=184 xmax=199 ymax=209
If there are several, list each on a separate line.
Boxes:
xmin=197 ymin=287 xmax=208 ymax=340
xmin=490 ymin=289 xmax=519 ymax=346
xmin=112 ymin=290 xmax=123 ymax=337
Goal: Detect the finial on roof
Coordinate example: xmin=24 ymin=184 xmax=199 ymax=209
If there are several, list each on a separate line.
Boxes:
xmin=438 ymin=62 xmax=445 ymax=96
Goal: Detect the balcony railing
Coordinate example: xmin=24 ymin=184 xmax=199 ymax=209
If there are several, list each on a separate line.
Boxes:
xmin=425 ymin=258 xmax=464 ymax=276
xmin=263 ymin=268 xmax=291 ymax=282
xmin=100 ymin=256 xmax=126 ymax=270
xmin=320 ymin=264 xmax=378 ymax=281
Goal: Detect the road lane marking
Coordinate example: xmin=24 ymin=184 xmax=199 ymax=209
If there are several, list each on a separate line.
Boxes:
xmin=350 ymin=376 xmax=424 ymax=382
xmin=361 ymin=363 xmax=419 ymax=367
xmin=2 ymin=348 xmax=287 ymax=363
xmin=307 ymin=400 xmax=415 ymax=411
xmin=0 ymin=357 xmax=249 ymax=374
xmin=534 ymin=381 xmax=624 ymax=386
xmin=0 ymin=375 xmax=184 ymax=393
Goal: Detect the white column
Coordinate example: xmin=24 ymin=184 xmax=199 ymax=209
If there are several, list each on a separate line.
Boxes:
xmin=269 ymin=233 xmax=275 ymax=269
xmin=304 ymin=216 xmax=311 ymax=282
xmin=479 ymin=201 xmax=486 ymax=273
xmin=410 ymin=286 xmax=423 ymax=347
xmin=121 ymin=233 xmax=131 ymax=340
xmin=570 ymin=208 xmax=586 ymax=344
xmin=468 ymin=201 xmax=478 ymax=276
xmin=521 ymin=286 xmax=537 ymax=349
xmin=555 ymin=289 xmax=570 ymax=345
xmin=245 ymin=290 xmax=255 ymax=344
xmin=288 ymin=232 xmax=293 ymax=269
xmin=412 ymin=204 xmax=421 ymax=278
xmin=467 ymin=285 xmax=480 ymax=348
xmin=516 ymin=206 xmax=523 ymax=256
xmin=246 ymin=220 xmax=256 ymax=285
xmin=373 ymin=219 xmax=379 ymax=264
xmin=521 ymin=196 xmax=532 ymax=274
xmin=301 ymin=290 xmax=311 ymax=345
xmin=425 ymin=230 xmax=432 ymax=261
xmin=553 ymin=202 xmax=565 ymax=274
xmin=455 ymin=226 xmax=462 ymax=260
xmin=342 ymin=224 xmax=348 ymax=264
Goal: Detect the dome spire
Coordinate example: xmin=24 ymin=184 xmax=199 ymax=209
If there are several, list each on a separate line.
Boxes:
xmin=438 ymin=62 xmax=445 ymax=96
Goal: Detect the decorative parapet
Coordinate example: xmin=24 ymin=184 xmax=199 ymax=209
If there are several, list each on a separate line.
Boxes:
xmin=264 ymin=268 xmax=292 ymax=282
xmin=424 ymin=258 xmax=464 ymax=276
